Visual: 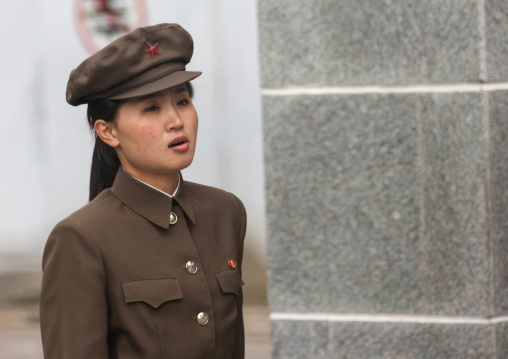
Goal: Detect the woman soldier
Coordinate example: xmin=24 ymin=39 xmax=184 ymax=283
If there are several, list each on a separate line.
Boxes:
xmin=40 ymin=23 xmax=246 ymax=359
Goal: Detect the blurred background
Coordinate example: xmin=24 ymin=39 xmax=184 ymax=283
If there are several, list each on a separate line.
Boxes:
xmin=0 ymin=0 xmax=269 ymax=358
xmin=5 ymin=0 xmax=503 ymax=358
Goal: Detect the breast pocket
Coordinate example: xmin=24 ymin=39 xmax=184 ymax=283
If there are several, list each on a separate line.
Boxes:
xmin=215 ymin=269 xmax=244 ymax=296
xmin=121 ymin=278 xmax=183 ymax=309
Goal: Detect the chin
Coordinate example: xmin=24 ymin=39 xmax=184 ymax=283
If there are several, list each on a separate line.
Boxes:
xmin=173 ymin=158 xmax=194 ymax=172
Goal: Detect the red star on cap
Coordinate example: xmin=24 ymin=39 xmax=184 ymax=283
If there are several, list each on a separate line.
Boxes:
xmin=144 ymin=42 xmax=161 ymax=58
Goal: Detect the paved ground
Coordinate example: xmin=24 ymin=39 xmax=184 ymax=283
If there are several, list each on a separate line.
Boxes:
xmin=0 ymin=304 xmax=271 ymax=359
xmin=0 ymin=305 xmax=42 ymax=359
xmin=244 ymin=305 xmax=272 ymax=359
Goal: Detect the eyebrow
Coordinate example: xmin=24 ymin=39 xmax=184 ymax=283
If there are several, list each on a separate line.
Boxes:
xmin=174 ymin=86 xmax=188 ymax=94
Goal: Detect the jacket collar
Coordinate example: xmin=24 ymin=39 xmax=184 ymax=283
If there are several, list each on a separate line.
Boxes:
xmin=111 ymin=168 xmax=196 ymax=229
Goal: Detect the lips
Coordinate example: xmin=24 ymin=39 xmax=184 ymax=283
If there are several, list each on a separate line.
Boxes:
xmin=168 ymin=136 xmax=188 ymax=148
xmin=168 ymin=136 xmax=190 ymax=152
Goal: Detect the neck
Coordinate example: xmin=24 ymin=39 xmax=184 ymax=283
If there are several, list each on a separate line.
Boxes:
xmin=122 ymin=167 xmax=179 ymax=196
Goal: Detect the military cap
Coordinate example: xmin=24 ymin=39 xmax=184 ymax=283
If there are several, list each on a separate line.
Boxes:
xmin=66 ymin=23 xmax=201 ymax=106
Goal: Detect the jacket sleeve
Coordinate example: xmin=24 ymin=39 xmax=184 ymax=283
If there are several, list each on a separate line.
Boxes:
xmin=40 ymin=221 xmax=109 ymax=359
xmin=231 ymin=195 xmax=247 ymax=359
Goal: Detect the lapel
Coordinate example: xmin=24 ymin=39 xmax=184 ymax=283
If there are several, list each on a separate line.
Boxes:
xmin=111 ymin=169 xmax=196 ymax=229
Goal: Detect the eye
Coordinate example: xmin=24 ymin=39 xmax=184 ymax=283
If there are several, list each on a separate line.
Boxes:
xmin=144 ymin=105 xmax=159 ymax=112
xmin=177 ymin=99 xmax=189 ymax=106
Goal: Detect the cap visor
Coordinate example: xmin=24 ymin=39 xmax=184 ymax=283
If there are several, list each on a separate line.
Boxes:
xmin=107 ymin=71 xmax=201 ymax=100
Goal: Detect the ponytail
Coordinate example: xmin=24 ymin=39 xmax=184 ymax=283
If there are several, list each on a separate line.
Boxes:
xmin=87 ymin=99 xmax=124 ymax=201
xmin=89 ymin=136 xmax=121 ymax=201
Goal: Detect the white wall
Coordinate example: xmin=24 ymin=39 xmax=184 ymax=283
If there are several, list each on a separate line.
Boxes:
xmin=0 ymin=0 xmax=265 ymax=258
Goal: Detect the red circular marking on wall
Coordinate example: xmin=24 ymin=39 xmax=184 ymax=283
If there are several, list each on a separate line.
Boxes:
xmin=74 ymin=0 xmax=149 ymax=54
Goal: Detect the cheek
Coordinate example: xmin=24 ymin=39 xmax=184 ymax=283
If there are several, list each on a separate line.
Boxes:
xmin=140 ymin=124 xmax=157 ymax=138
xmin=124 ymin=125 xmax=158 ymax=152
xmin=192 ymin=117 xmax=199 ymax=135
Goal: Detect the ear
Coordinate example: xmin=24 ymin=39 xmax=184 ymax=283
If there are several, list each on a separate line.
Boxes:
xmin=94 ymin=120 xmax=120 ymax=148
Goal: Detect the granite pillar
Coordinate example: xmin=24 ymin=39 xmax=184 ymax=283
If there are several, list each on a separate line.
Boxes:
xmin=258 ymin=0 xmax=508 ymax=357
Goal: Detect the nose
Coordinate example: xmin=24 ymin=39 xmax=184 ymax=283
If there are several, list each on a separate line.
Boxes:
xmin=165 ymin=108 xmax=183 ymax=132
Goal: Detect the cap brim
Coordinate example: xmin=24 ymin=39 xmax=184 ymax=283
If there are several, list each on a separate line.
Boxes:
xmin=107 ymin=70 xmax=202 ymax=100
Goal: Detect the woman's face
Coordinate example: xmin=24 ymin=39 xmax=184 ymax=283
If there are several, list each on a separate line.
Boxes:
xmin=110 ymin=84 xmax=198 ymax=182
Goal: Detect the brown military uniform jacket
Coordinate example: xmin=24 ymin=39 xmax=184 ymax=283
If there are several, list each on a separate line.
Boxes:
xmin=40 ymin=169 xmax=246 ymax=359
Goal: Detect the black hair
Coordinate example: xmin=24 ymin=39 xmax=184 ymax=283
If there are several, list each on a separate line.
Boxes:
xmin=87 ymin=81 xmax=194 ymax=201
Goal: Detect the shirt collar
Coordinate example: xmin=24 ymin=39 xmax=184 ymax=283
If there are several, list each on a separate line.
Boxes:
xmin=122 ymin=167 xmax=181 ymax=197
xmin=111 ymin=168 xmax=196 ymax=229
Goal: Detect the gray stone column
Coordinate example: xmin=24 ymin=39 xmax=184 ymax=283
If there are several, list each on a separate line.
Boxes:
xmin=258 ymin=1 xmax=508 ymax=357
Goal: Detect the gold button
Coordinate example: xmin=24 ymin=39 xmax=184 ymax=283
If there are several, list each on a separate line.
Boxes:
xmin=186 ymin=261 xmax=198 ymax=274
xmin=169 ymin=212 xmax=177 ymax=225
xmin=197 ymin=312 xmax=209 ymax=326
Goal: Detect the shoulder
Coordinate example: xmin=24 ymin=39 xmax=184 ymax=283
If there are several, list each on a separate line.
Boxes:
xmin=43 ymin=190 xmax=120 ymax=270
xmin=183 ymin=181 xmax=245 ymax=212
xmin=183 ymin=181 xmax=247 ymax=255
xmin=182 ymin=181 xmax=246 ymax=233
xmin=47 ymin=189 xmax=120 ymax=245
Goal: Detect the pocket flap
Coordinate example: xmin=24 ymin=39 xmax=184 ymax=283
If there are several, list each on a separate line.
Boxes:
xmin=215 ymin=269 xmax=244 ymax=296
xmin=122 ymin=278 xmax=183 ymax=309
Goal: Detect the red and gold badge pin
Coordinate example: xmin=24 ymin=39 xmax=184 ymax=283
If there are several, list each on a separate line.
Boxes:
xmin=228 ymin=259 xmax=237 ymax=269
